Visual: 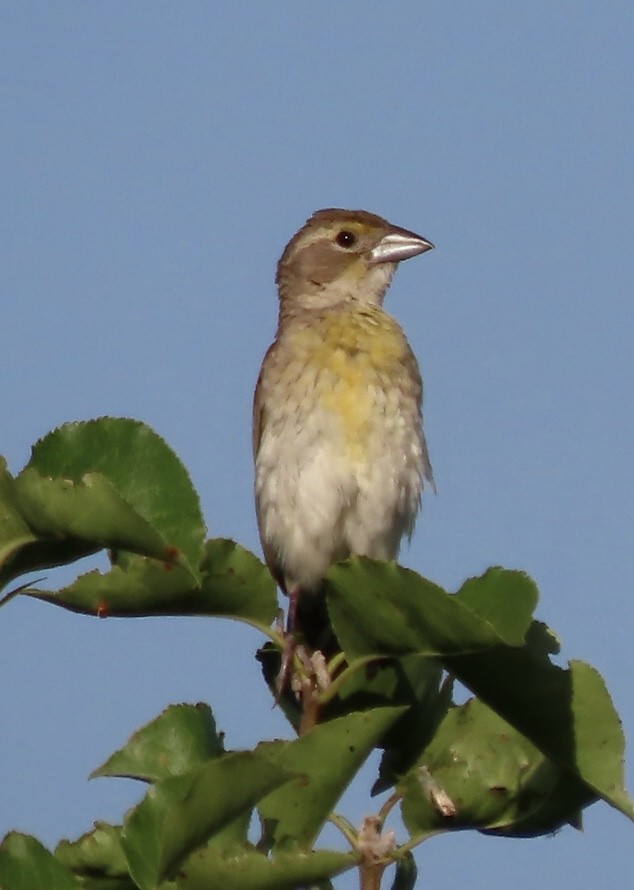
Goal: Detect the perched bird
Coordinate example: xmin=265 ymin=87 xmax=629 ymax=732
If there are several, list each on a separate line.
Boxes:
xmin=253 ymin=208 xmax=434 ymax=654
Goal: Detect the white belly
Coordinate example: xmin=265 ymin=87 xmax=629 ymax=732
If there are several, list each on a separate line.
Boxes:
xmin=255 ymin=384 xmax=425 ymax=592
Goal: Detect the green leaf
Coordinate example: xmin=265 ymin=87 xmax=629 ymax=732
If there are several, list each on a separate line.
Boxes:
xmin=20 ymin=539 xmax=277 ymax=628
xmin=26 ymin=418 xmax=206 ymax=574
xmin=0 ymin=419 xmax=207 ymax=594
xmin=177 ymin=846 xmax=355 ymax=890
xmin=66 ymin=878 xmax=138 ymax=890
xmin=0 ymin=459 xmax=39 ymax=581
xmin=400 ymin=698 xmax=592 ymax=838
xmin=203 ymin=810 xmax=252 ymax=856
xmin=367 ymin=659 xmax=451 ymax=794
xmin=92 ymin=703 xmax=224 ymax=782
xmin=326 ymin=560 xmax=535 ymax=658
xmin=258 ymin=707 xmax=405 ymax=849
xmin=196 ymin=538 xmax=279 ymax=627
xmin=0 ymin=458 xmax=109 ymax=597
xmin=391 ymin=851 xmax=417 ymax=890
xmin=309 ymin=651 xmax=449 ymax=794
xmin=442 ymin=651 xmax=633 ymax=820
xmin=120 ymin=751 xmax=292 ymax=889
xmin=453 ymin=567 xmax=538 ymax=642
xmin=568 ymin=660 xmax=627 ymax=806
xmin=0 ymin=833 xmax=77 ymax=890
xmin=19 ymin=560 xmax=199 ymax=617
xmin=14 ymin=467 xmax=181 ymax=565
xmin=65 ymin=879 xmax=138 ymax=890
xmin=327 ymin=560 xmax=634 ymax=820
xmin=54 ymin=823 xmax=128 ymax=878
xmin=334 ymin=652 xmax=442 ymax=716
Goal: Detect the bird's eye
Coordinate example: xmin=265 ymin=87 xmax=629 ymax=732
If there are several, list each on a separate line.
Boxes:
xmin=335 ymin=230 xmax=357 ymax=249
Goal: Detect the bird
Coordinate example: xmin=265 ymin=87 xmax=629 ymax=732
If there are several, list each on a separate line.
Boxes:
xmin=253 ymin=208 xmax=434 ymax=682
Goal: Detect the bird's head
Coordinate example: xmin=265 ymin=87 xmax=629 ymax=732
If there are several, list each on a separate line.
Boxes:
xmin=276 ymin=208 xmax=433 ymax=314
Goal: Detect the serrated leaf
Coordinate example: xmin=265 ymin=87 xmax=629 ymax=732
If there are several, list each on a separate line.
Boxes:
xmin=0 ymin=419 xmax=207 ymax=594
xmin=20 ymin=560 xmax=198 ymax=617
xmin=0 ymin=459 xmax=39 ymax=582
xmin=0 ymin=833 xmax=77 ymax=890
xmin=327 ymin=560 xmax=633 ymax=821
xmin=26 ymin=418 xmax=206 ymax=573
xmin=453 ymin=567 xmax=538 ymax=643
xmin=400 ymin=698 xmax=592 ymax=838
xmin=20 ymin=539 xmax=277 ymax=628
xmin=92 ymin=703 xmax=224 ymax=782
xmin=54 ymin=822 xmax=128 ymax=877
xmin=14 ymin=467 xmax=180 ymax=565
xmin=326 ymin=560 xmax=535 ymax=658
xmin=257 ymin=707 xmax=405 ymax=848
xmin=121 ymin=751 xmax=292 ymax=889
xmin=196 ymin=538 xmax=279 ymax=627
xmin=442 ymin=651 xmax=633 ymax=820
xmin=0 ymin=458 xmax=113 ymax=596
xmin=177 ymin=846 xmax=355 ymax=890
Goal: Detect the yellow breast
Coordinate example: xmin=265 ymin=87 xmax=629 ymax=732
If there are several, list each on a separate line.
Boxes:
xmin=292 ymin=307 xmax=410 ymax=461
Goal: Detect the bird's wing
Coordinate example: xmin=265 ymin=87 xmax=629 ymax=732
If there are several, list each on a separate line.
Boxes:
xmin=252 ymin=340 xmax=277 ymax=460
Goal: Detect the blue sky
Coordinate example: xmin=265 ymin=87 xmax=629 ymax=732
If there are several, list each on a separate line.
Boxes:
xmin=1 ymin=3 xmax=632 ymax=887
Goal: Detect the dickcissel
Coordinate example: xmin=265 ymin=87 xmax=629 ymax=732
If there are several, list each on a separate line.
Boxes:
xmin=253 ymin=208 xmax=434 ymax=658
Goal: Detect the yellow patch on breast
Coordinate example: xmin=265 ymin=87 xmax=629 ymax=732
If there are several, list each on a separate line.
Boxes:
xmin=299 ymin=308 xmax=407 ymax=462
xmin=321 ymin=358 xmax=371 ymax=460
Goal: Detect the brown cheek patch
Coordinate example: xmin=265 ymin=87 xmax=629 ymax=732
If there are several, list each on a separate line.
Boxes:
xmin=295 ymin=240 xmax=351 ymax=286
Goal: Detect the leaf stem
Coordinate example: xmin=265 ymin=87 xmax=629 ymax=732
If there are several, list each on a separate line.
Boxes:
xmin=329 ymin=812 xmax=360 ymax=849
xmin=316 ymin=655 xmax=377 ymax=705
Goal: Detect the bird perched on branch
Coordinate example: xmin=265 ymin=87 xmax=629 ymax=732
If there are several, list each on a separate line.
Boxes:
xmin=253 ymin=208 xmax=434 ymax=687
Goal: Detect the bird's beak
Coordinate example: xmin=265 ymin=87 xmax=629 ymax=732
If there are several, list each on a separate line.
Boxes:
xmin=369 ymin=227 xmax=434 ymax=264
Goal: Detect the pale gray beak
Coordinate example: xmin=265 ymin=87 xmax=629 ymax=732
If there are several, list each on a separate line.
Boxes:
xmin=370 ymin=227 xmax=434 ymax=264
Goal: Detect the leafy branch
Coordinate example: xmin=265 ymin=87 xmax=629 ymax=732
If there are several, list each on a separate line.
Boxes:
xmin=0 ymin=418 xmax=631 ymax=889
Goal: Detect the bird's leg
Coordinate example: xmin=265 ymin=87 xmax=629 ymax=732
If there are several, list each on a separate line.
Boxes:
xmin=287 ymin=584 xmax=299 ymax=635
xmin=276 ymin=589 xmax=332 ymax=734
xmin=294 ymin=649 xmax=330 ymax=735
xmin=275 ymin=586 xmax=300 ymax=697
